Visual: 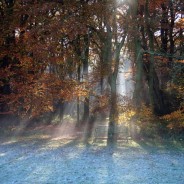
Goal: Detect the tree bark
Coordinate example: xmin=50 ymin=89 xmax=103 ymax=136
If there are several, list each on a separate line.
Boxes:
xmin=133 ymin=40 xmax=144 ymax=108
xmin=81 ymin=34 xmax=90 ymax=126
xmin=107 ymin=74 xmax=118 ymax=145
xmin=145 ymin=0 xmax=167 ymax=115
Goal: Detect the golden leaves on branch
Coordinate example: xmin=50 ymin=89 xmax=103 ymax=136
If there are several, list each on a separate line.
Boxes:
xmin=160 ymin=109 xmax=184 ymax=130
xmin=161 ymin=110 xmax=184 ymax=121
xmin=0 ymin=53 xmax=90 ymax=118
xmin=118 ymin=110 xmax=136 ymax=124
xmin=7 ymin=72 xmax=89 ymax=118
xmin=175 ymin=18 xmax=184 ymax=29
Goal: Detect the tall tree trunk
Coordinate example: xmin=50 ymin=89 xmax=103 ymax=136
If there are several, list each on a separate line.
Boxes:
xmin=133 ymin=39 xmax=144 ymax=108
xmin=59 ymin=101 xmax=64 ymax=122
xmin=131 ymin=0 xmax=144 ymax=108
xmin=103 ymin=23 xmax=118 ymax=146
xmin=145 ymin=0 xmax=167 ymax=115
xmin=107 ymin=39 xmax=126 ymax=145
xmin=145 ymin=0 xmax=158 ymax=113
xmin=83 ymin=114 xmax=96 ymax=144
xmin=81 ymin=34 xmax=90 ymax=126
xmin=107 ymin=74 xmax=118 ymax=145
xmin=105 ymin=9 xmax=126 ymax=145
xmin=0 ymin=2 xmax=15 ymax=114
xmin=77 ymin=64 xmax=80 ymax=127
xmin=161 ymin=3 xmax=168 ymax=53
xmin=168 ymin=0 xmax=175 ymax=65
xmin=160 ymin=3 xmax=169 ymax=89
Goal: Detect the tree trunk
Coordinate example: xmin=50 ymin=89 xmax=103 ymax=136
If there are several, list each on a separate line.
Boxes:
xmin=81 ymin=34 xmax=90 ymax=126
xmin=168 ymin=0 xmax=175 ymax=65
xmin=83 ymin=114 xmax=96 ymax=145
xmin=131 ymin=0 xmax=144 ymax=108
xmin=107 ymin=74 xmax=118 ymax=145
xmin=145 ymin=0 xmax=167 ymax=115
xmin=161 ymin=3 xmax=168 ymax=53
xmin=77 ymin=65 xmax=80 ymax=127
xmin=103 ymin=23 xmax=118 ymax=146
xmin=133 ymin=39 xmax=144 ymax=108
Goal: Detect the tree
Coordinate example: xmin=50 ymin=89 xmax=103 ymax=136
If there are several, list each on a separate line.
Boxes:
xmin=129 ymin=0 xmax=184 ymax=115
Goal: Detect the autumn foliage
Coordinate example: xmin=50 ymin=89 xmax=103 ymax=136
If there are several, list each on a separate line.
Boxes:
xmin=0 ymin=0 xmax=183 ymax=139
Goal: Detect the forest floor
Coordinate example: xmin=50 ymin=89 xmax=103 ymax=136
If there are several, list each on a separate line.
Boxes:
xmin=0 ymin=125 xmax=184 ymax=184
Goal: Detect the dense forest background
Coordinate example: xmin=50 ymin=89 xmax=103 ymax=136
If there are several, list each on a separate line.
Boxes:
xmin=0 ymin=0 xmax=183 ymax=144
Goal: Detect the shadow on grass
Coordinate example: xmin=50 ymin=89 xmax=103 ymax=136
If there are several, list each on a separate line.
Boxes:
xmin=1 ymin=130 xmax=184 ymax=184
xmin=133 ymin=137 xmax=184 ymax=153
